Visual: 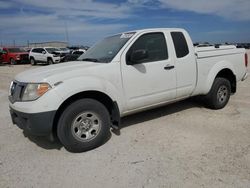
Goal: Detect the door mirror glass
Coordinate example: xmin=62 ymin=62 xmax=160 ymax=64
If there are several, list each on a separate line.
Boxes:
xmin=42 ymin=51 xmax=46 ymax=54
xmin=129 ymin=49 xmax=148 ymax=65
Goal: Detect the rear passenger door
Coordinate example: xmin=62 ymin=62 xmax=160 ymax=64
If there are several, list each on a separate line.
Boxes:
xmin=171 ymin=31 xmax=197 ymax=98
xmin=121 ymin=32 xmax=176 ymax=111
xmin=31 ymin=48 xmax=40 ymax=61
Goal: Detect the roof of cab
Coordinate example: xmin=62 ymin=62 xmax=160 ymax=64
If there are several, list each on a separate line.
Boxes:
xmin=134 ymin=28 xmax=185 ymax=33
xmin=114 ymin=28 xmax=186 ymax=36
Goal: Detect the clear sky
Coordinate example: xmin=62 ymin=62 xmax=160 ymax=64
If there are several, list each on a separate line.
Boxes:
xmin=0 ymin=0 xmax=250 ymax=46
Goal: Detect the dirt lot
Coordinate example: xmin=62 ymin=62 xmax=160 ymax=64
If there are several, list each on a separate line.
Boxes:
xmin=0 ymin=64 xmax=249 ymax=188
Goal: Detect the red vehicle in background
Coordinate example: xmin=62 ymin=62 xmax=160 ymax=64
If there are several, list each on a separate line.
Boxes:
xmin=1 ymin=47 xmax=29 ymax=64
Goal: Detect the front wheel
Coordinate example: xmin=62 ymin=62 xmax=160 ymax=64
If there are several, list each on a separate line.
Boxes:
xmin=57 ymin=99 xmax=111 ymax=152
xmin=205 ymin=77 xmax=231 ymax=109
xmin=30 ymin=58 xmax=36 ymax=65
xmin=48 ymin=58 xmax=53 ymax=65
xmin=10 ymin=58 xmax=16 ymax=65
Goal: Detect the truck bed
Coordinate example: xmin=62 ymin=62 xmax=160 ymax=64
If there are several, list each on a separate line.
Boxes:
xmin=195 ymin=45 xmax=242 ymax=58
xmin=193 ymin=45 xmax=247 ymax=95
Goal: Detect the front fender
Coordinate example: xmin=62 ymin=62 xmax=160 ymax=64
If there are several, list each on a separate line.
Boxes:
xmin=53 ymin=76 xmax=125 ymax=112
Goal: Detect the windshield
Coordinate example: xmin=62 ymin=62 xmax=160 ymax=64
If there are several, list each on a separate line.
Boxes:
xmin=8 ymin=48 xmax=24 ymax=53
xmin=45 ymin=48 xmax=59 ymax=53
xmin=78 ymin=32 xmax=135 ymax=63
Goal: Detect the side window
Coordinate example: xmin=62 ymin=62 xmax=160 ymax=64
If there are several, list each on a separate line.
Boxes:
xmin=41 ymin=48 xmax=46 ymax=53
xmin=126 ymin=32 xmax=168 ymax=64
xmin=32 ymin=48 xmax=38 ymax=53
xmin=171 ymin=32 xmax=189 ymax=58
xmin=73 ymin=51 xmax=84 ymax=55
xmin=39 ymin=48 xmax=43 ymax=53
xmin=36 ymin=48 xmax=44 ymax=53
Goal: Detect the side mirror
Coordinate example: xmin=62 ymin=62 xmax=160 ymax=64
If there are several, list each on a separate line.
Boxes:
xmin=42 ymin=51 xmax=46 ymax=54
xmin=128 ymin=49 xmax=148 ymax=65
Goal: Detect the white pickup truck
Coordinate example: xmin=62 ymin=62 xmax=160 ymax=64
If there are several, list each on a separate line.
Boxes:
xmin=9 ymin=28 xmax=248 ymax=152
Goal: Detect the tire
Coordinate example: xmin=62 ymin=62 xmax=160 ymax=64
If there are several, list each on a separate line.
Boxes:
xmin=205 ymin=77 xmax=231 ymax=109
xmin=10 ymin=58 xmax=16 ymax=65
xmin=48 ymin=58 xmax=53 ymax=65
xmin=30 ymin=58 xmax=36 ymax=65
xmin=57 ymin=98 xmax=111 ymax=152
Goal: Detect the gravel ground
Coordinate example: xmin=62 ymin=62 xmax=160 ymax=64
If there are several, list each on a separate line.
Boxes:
xmin=0 ymin=63 xmax=249 ymax=188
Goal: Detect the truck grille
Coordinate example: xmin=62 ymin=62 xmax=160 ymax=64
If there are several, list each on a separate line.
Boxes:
xmin=59 ymin=53 xmax=67 ymax=57
xmin=9 ymin=81 xmax=27 ymax=103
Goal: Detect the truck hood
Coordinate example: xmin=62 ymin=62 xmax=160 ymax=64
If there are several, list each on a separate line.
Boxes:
xmin=15 ymin=61 xmax=105 ymax=84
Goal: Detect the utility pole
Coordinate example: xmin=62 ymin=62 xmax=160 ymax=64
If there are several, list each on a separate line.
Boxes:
xmin=0 ymin=31 xmax=2 ymax=47
xmin=64 ymin=20 xmax=69 ymax=46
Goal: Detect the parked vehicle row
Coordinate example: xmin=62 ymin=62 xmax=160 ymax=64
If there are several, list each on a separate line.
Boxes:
xmin=0 ymin=46 xmax=88 ymax=65
xmin=236 ymin=43 xmax=250 ymax=49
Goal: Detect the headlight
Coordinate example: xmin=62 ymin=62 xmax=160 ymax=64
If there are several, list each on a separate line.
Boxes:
xmin=22 ymin=83 xmax=51 ymax=101
xmin=9 ymin=81 xmax=14 ymax=96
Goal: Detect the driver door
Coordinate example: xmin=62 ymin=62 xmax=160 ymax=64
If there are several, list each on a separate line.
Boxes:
xmin=121 ymin=32 xmax=176 ymax=111
xmin=40 ymin=48 xmax=48 ymax=62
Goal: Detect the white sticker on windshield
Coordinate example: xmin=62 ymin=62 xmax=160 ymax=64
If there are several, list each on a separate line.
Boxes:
xmin=120 ymin=32 xmax=135 ymax=39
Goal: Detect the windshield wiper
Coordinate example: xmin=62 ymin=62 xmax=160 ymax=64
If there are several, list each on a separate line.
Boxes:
xmin=81 ymin=58 xmax=100 ymax=62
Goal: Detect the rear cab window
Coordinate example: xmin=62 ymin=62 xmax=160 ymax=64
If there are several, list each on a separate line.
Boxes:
xmin=171 ymin=32 xmax=189 ymax=58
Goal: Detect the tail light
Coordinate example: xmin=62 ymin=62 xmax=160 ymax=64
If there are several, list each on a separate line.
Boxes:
xmin=245 ymin=53 xmax=248 ymax=67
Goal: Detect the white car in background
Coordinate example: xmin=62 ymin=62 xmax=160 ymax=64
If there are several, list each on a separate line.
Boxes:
xmin=72 ymin=48 xmax=86 ymax=54
xmin=56 ymin=47 xmax=71 ymax=54
xmin=29 ymin=47 xmax=61 ymax=65
xmin=55 ymin=47 xmax=71 ymax=56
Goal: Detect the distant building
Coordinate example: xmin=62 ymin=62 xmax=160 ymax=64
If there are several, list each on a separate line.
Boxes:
xmin=28 ymin=41 xmax=68 ymax=48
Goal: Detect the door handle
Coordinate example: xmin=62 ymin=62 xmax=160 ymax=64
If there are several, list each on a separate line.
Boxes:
xmin=164 ymin=65 xmax=175 ymax=70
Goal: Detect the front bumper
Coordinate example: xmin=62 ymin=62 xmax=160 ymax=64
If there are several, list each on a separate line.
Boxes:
xmin=16 ymin=59 xmax=29 ymax=64
xmin=10 ymin=107 xmax=56 ymax=136
xmin=53 ymin=57 xmax=61 ymax=63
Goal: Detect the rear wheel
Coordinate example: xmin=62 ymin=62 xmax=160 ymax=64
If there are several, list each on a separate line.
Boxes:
xmin=205 ymin=77 xmax=231 ymax=109
xmin=57 ymin=99 xmax=111 ymax=152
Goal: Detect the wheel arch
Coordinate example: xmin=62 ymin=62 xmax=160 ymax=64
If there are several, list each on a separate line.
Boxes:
xmin=9 ymin=57 xmax=16 ymax=64
xmin=47 ymin=56 xmax=53 ymax=61
xmin=52 ymin=90 xmax=120 ymax=137
xmin=215 ymin=68 xmax=236 ymax=93
xmin=203 ymin=61 xmax=236 ymax=95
